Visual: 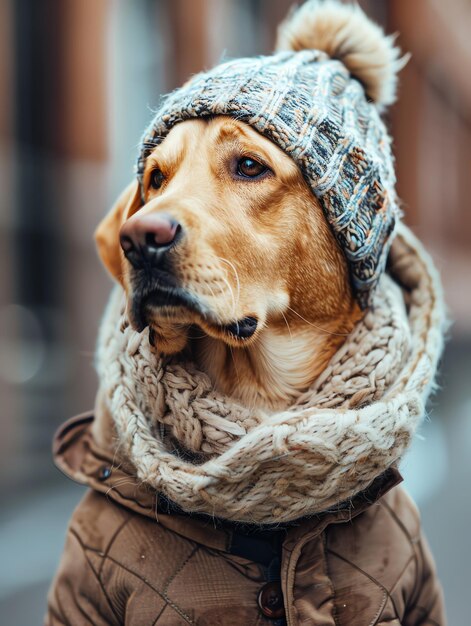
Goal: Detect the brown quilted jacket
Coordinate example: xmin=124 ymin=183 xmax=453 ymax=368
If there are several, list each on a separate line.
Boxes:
xmin=46 ymin=414 xmax=446 ymax=625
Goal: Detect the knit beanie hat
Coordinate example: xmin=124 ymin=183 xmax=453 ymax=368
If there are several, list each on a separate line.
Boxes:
xmin=137 ymin=0 xmax=407 ymax=308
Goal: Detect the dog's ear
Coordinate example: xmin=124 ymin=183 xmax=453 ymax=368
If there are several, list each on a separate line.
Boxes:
xmin=95 ymin=181 xmax=141 ymax=283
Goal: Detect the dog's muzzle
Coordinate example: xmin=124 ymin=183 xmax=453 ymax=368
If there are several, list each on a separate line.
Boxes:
xmin=119 ymin=212 xmax=190 ymax=330
xmin=119 ymin=212 xmax=182 ymax=270
xmin=119 ymin=213 xmax=258 ymax=340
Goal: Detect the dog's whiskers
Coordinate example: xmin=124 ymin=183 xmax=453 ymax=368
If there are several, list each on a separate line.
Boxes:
xmin=280 ymin=310 xmax=293 ymax=341
xmin=218 ymin=274 xmax=237 ymax=317
xmin=204 ymin=280 xmax=221 ymax=308
xmin=286 ymin=306 xmax=351 ymax=336
xmin=217 ymin=257 xmax=241 ymax=310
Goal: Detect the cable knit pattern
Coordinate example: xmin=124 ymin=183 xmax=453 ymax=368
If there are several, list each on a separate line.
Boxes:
xmin=96 ymin=224 xmax=445 ymax=523
xmin=137 ymin=48 xmax=399 ymax=308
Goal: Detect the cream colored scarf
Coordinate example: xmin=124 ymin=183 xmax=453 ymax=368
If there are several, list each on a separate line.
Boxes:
xmin=96 ymin=224 xmax=445 ymax=523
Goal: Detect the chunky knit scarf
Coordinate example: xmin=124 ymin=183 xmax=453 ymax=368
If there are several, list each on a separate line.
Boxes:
xmin=96 ymin=224 xmax=445 ymax=523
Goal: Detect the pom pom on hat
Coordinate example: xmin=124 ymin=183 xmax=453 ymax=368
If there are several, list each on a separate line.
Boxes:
xmin=276 ymin=0 xmax=409 ymax=110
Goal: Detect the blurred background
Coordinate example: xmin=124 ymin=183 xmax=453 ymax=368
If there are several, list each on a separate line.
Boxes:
xmin=0 ymin=0 xmax=470 ymax=623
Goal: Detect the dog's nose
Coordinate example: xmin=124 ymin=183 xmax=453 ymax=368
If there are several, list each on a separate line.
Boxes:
xmin=119 ymin=213 xmax=182 ymax=267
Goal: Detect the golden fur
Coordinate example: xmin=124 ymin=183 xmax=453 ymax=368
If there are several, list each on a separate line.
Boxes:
xmin=95 ymin=117 xmax=361 ymax=409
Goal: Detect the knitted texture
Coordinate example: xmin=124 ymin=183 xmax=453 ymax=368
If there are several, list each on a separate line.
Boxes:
xmin=96 ymin=224 xmax=445 ymax=523
xmin=137 ymin=53 xmax=399 ymax=308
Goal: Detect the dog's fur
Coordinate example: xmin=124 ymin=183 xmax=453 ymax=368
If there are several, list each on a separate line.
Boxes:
xmin=94 ymin=0 xmax=405 ymax=411
xmin=96 ymin=117 xmax=361 ymax=409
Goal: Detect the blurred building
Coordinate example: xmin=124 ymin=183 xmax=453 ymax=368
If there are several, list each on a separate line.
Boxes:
xmin=0 ymin=1 xmax=470 ymax=624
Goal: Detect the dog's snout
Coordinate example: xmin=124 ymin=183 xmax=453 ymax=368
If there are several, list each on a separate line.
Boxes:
xmin=119 ymin=213 xmax=182 ymax=267
xmin=120 ymin=213 xmax=181 ymax=250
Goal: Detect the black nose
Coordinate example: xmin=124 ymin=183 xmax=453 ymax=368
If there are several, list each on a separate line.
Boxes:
xmin=119 ymin=213 xmax=182 ymax=268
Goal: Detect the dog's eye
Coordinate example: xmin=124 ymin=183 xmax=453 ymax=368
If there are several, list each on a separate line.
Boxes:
xmin=236 ymin=157 xmax=268 ymax=179
xmin=150 ymin=169 xmax=165 ymax=189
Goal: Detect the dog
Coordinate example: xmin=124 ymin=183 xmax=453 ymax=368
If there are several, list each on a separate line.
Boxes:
xmin=95 ymin=116 xmax=361 ymax=410
xmin=47 ymin=3 xmax=446 ymax=623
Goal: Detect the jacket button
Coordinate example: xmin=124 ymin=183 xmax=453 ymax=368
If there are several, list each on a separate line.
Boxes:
xmin=98 ymin=465 xmax=112 ymax=481
xmin=257 ymin=581 xmax=285 ymax=620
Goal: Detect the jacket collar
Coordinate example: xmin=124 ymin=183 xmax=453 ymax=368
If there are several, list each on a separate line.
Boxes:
xmin=54 ymin=412 xmax=403 ymax=552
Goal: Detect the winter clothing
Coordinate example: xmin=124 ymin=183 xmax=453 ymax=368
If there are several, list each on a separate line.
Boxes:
xmin=47 ymin=2 xmax=447 ymax=623
xmin=95 ymin=223 xmax=445 ymax=524
xmin=46 ymin=222 xmax=447 ymax=625
xmin=137 ymin=1 xmax=406 ymax=307
xmin=46 ymin=413 xmax=446 ymax=625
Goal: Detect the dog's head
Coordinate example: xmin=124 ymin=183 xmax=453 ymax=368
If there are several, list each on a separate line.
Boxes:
xmin=95 ymin=116 xmax=356 ymax=354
